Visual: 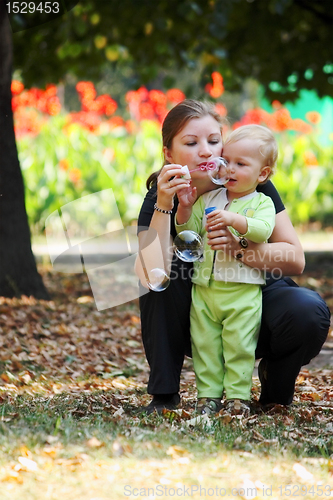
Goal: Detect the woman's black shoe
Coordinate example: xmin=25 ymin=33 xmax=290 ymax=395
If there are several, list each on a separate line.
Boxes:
xmin=139 ymin=393 xmax=180 ymax=415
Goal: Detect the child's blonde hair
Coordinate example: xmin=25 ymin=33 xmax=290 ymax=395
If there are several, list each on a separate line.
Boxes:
xmin=224 ymin=124 xmax=278 ymax=181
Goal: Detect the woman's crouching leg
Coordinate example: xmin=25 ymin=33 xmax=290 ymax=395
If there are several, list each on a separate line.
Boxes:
xmin=256 ymin=278 xmax=331 ymax=405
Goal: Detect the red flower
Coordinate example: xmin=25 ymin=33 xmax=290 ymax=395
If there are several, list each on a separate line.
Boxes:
xmin=59 ymin=159 xmax=70 ymax=171
xmin=205 ymin=72 xmax=224 ymax=98
xmin=239 ymin=108 xmax=265 ymax=125
xmin=149 ymin=90 xmax=167 ymax=106
xmin=13 ymin=108 xmax=42 ymax=138
xmin=292 ymin=118 xmax=312 ymax=134
xmin=125 ymin=120 xmax=137 ymax=134
xmin=103 ymin=97 xmax=117 ymax=116
xmin=271 ymin=108 xmax=293 ymax=132
xmin=125 ymin=87 xmax=149 ymax=103
xmin=76 ymin=82 xmax=117 ymax=117
xmin=11 ymin=84 xmax=61 ymax=116
xmin=303 ymin=151 xmax=318 ymax=167
xmin=45 ymin=96 xmax=61 ymax=116
xmin=232 ymin=121 xmax=242 ymax=130
xmin=306 ymin=111 xmax=321 ymax=125
xmin=166 ymin=89 xmax=185 ymax=103
xmin=67 ymin=111 xmax=101 ymax=133
xmin=139 ymin=102 xmax=156 ymax=120
xmin=76 ymin=81 xmax=97 ymax=101
xmin=154 ymin=103 xmax=168 ymax=123
xmin=272 ymin=100 xmax=282 ymax=110
xmin=69 ymin=168 xmax=82 ymax=184
xmin=107 ymin=116 xmax=125 ymax=129
xmin=44 ymin=84 xmax=57 ymax=97
xmin=214 ymin=103 xmax=227 ymax=117
xmin=11 ymin=80 xmax=24 ymax=95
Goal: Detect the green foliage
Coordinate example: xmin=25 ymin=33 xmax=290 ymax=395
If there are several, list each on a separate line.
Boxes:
xmin=18 ymin=117 xmax=162 ymax=232
xmin=18 ymin=112 xmax=333 ymax=233
xmin=12 ymin=0 xmax=333 ymax=102
xmin=274 ymin=133 xmax=333 ymax=225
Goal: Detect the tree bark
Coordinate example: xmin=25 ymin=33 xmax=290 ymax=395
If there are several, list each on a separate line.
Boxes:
xmin=0 ymin=5 xmax=50 ymax=299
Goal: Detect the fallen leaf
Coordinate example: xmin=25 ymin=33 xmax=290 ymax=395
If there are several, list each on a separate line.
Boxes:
xmin=77 ymin=296 xmax=94 ymax=303
xmin=17 ymin=457 xmax=39 ymax=472
xmin=0 ymin=469 xmax=24 ymax=483
xmin=292 ymin=463 xmax=314 ymax=482
xmin=166 ymin=445 xmax=190 ymax=459
xmin=86 ymin=437 xmax=104 ymax=448
xmin=237 ymin=478 xmax=258 ymax=499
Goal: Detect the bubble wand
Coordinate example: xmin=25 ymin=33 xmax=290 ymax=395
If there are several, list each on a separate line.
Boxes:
xmin=180 ymin=157 xmax=229 ymax=185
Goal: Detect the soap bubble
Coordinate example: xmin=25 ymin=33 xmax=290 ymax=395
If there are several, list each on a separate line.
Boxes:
xmin=174 ymin=230 xmax=204 ymax=262
xmin=147 ymin=268 xmax=170 ymax=292
xmin=207 ymin=157 xmax=229 ymax=185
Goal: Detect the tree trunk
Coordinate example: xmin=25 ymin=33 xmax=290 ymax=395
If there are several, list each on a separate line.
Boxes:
xmin=0 ymin=6 xmax=50 ymax=299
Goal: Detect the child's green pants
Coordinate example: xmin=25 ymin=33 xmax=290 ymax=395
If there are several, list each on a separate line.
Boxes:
xmin=190 ymin=280 xmax=262 ymax=400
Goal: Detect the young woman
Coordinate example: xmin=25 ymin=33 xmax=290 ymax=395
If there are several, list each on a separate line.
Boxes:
xmin=136 ymin=99 xmax=331 ymax=414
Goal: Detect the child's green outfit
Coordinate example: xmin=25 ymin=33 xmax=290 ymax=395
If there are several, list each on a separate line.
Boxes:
xmin=175 ymin=188 xmax=276 ymax=400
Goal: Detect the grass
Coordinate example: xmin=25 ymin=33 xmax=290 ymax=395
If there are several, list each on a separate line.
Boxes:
xmin=0 ymin=264 xmax=332 ymax=499
xmin=0 ymin=381 xmax=333 ymax=499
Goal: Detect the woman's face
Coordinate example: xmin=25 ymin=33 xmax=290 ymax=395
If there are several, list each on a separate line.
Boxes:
xmin=163 ymin=115 xmax=223 ymax=183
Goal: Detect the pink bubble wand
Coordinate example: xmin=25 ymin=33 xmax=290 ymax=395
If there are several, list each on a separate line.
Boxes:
xmin=190 ymin=157 xmax=229 ymax=185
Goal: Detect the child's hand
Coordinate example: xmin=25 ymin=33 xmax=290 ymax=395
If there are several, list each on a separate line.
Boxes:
xmin=175 ymin=186 xmax=197 ymax=225
xmin=206 ymin=209 xmax=234 ymax=231
xmin=206 ymin=210 xmax=248 ymax=236
xmin=177 ymin=185 xmax=197 ymax=208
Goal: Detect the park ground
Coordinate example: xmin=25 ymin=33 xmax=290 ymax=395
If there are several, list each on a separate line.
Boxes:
xmin=0 ymin=249 xmax=332 ymax=499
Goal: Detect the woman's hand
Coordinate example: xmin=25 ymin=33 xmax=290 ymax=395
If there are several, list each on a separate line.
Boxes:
xmin=207 ymin=226 xmax=240 ymax=254
xmin=207 ymin=210 xmax=305 ymax=275
xmin=156 ymin=164 xmax=191 ymax=211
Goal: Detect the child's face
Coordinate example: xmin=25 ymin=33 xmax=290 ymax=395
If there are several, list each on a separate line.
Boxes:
xmin=222 ymin=138 xmax=270 ymax=197
xmin=163 ymin=115 xmax=222 ymax=182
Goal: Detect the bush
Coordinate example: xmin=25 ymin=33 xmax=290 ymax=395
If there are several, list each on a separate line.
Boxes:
xmin=13 ymin=79 xmax=333 ymax=232
xmin=18 ymin=116 xmax=162 ymax=232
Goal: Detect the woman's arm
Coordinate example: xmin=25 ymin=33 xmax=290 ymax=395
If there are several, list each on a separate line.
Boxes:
xmin=207 ymin=209 xmax=305 ymax=275
xmin=135 ymin=164 xmax=190 ymax=287
xmin=135 ymin=211 xmax=174 ymax=288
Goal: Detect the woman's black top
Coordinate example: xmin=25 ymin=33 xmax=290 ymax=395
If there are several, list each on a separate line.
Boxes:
xmin=138 ymin=180 xmax=285 ymax=237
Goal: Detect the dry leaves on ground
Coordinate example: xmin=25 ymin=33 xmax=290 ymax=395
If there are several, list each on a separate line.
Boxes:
xmin=0 ymin=267 xmax=146 ymax=385
xmin=0 ymin=264 xmax=331 ymax=414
